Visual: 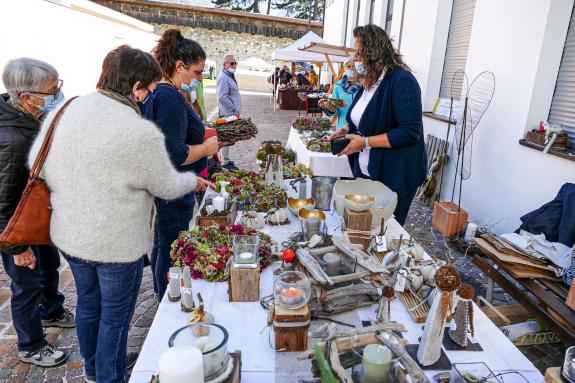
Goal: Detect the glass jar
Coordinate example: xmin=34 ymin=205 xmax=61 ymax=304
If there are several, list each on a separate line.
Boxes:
xmin=273 ymin=271 xmax=311 ymax=310
xmin=168 ymin=323 xmax=230 ymax=381
xmin=233 ymin=235 xmax=260 ymax=269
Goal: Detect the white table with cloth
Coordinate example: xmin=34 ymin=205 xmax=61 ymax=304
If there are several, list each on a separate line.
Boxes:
xmin=130 ymin=185 xmax=543 ymax=383
xmin=286 ymin=127 xmax=353 ymax=178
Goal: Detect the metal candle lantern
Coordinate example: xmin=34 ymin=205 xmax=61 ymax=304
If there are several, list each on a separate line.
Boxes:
xmin=232 ymin=235 xmax=260 ymax=269
xmin=311 ymin=176 xmax=337 ymax=211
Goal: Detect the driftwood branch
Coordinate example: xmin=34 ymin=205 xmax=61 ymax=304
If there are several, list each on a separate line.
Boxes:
xmin=327 ymin=325 xmax=353 ymax=383
xmin=297 ymin=248 xmax=334 ymax=285
xmin=332 ymin=236 xmax=389 ymax=274
xmin=310 ymin=322 xmax=407 ymax=339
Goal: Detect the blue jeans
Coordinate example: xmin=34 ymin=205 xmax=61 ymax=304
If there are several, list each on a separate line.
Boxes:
xmin=1 ymin=246 xmax=64 ymax=352
xmin=64 ymin=254 xmax=143 ymax=383
xmin=151 ymin=192 xmax=195 ymax=298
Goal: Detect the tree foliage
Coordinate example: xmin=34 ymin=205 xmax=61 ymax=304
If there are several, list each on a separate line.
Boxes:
xmin=275 ymin=0 xmax=324 ymax=21
xmin=212 ymin=0 xmax=261 ymax=13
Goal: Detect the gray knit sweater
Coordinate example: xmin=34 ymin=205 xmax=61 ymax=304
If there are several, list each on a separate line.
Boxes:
xmin=28 ymin=92 xmax=197 ymax=263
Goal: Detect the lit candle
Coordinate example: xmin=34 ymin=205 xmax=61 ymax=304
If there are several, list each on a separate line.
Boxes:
xmin=360 ymin=344 xmax=392 ymax=383
xmin=280 ymin=287 xmax=304 ymax=306
xmin=239 ymin=252 xmax=253 ymax=261
xmin=159 ymin=346 xmax=203 ymax=383
xmin=213 ymin=196 xmax=225 ymax=212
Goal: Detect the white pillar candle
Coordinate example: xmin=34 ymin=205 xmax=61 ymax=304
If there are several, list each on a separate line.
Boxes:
xmin=360 ymin=344 xmax=392 ymax=383
xmin=239 ymin=252 xmax=253 ymax=260
xmin=213 ymin=196 xmax=225 ymax=212
xmin=159 ymin=346 xmax=203 ymax=383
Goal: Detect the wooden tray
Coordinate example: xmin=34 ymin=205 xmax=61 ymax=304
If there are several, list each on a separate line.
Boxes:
xmin=197 ymin=201 xmax=238 ymax=228
xmin=398 ymin=290 xmax=430 ymax=323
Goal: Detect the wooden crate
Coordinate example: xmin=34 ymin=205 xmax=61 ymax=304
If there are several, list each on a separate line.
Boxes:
xmin=197 ymin=201 xmax=238 ymax=228
xmin=526 ymin=131 xmax=569 ymax=149
xmin=274 ymin=304 xmax=310 ymax=352
xmin=228 ymin=266 xmax=260 ymax=302
xmin=343 ymin=207 xmax=372 ymax=232
xmin=431 ymin=201 xmax=468 ymax=237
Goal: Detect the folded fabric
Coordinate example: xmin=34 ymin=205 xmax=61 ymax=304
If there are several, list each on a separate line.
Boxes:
xmin=500 ymin=231 xmax=572 ymax=270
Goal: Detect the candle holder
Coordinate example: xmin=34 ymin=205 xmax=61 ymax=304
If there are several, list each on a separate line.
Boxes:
xmin=232 ymin=235 xmax=259 ymax=269
xmin=273 ymin=271 xmax=311 ymax=310
xmin=169 ymin=323 xmax=232 ymax=382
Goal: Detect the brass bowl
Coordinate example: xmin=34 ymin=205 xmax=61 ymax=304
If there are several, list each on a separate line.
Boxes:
xmin=298 ymin=208 xmax=326 ymax=221
xmin=344 ymin=194 xmax=375 ymax=212
xmin=287 ymin=197 xmax=315 ymax=216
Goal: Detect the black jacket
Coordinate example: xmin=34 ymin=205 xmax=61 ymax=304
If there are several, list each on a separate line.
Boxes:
xmin=0 ymin=94 xmax=40 ymax=255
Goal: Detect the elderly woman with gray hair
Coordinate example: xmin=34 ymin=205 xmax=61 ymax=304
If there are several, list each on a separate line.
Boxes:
xmin=0 ymin=57 xmax=73 ymax=367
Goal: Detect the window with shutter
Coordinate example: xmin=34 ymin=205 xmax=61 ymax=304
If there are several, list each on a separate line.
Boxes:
xmin=548 ymin=4 xmax=575 ymax=149
xmin=439 ymin=0 xmax=476 ymax=100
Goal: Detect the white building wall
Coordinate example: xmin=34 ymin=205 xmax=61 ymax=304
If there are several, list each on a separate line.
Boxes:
xmin=324 ymin=0 xmax=575 ymax=234
xmin=0 ymin=0 xmax=158 ymax=97
xmin=420 ymin=0 xmax=575 ymax=233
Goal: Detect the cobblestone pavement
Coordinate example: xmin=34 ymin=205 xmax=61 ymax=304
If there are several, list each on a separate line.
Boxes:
xmin=0 ymin=89 xmax=564 ymax=381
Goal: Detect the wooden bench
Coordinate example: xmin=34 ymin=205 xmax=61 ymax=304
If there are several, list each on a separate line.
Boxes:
xmin=473 ymin=240 xmax=575 ymax=345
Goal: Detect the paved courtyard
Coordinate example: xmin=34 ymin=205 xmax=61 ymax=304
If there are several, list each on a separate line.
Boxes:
xmin=0 ymin=88 xmax=564 ymax=381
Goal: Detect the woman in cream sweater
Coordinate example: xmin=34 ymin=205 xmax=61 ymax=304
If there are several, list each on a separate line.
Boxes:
xmin=28 ymin=46 xmax=210 ymax=383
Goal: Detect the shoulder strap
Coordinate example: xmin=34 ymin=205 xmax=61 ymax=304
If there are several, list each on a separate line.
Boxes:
xmin=29 ymin=96 xmax=78 ymax=179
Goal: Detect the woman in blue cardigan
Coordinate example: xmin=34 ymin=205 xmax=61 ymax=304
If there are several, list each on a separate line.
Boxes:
xmin=141 ymin=29 xmax=219 ymax=299
xmin=330 ymin=25 xmax=427 ymax=225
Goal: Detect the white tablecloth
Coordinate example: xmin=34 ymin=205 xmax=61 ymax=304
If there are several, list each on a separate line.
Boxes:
xmin=130 ymin=187 xmax=543 ymax=383
xmin=286 ymin=127 xmax=353 ymax=178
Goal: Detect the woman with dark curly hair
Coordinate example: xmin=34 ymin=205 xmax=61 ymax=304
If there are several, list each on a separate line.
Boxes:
xmin=329 ymin=24 xmax=427 ymax=225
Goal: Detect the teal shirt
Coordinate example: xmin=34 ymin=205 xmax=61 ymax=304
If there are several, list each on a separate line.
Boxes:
xmin=331 ymin=78 xmax=358 ymax=129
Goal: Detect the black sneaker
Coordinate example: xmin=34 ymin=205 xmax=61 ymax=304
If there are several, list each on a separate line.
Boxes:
xmin=126 ymin=351 xmax=139 ymax=369
xmin=18 ymin=344 xmax=67 ymax=367
xmin=222 ymin=161 xmax=239 ymax=170
xmin=42 ymin=308 xmax=76 ymax=328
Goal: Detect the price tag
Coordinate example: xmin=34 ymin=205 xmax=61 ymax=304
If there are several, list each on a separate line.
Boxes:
xmin=375 ymin=235 xmax=387 ymax=252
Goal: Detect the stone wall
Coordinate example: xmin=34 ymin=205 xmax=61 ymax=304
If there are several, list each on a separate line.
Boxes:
xmin=94 ymin=0 xmax=323 ymax=39
xmin=154 ymin=24 xmax=292 ymax=69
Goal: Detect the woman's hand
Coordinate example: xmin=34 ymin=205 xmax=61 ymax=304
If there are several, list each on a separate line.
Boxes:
xmin=194 ymin=177 xmax=215 ymax=192
xmin=338 ymin=134 xmax=366 ymax=156
xmin=203 ymin=136 xmax=219 ymax=156
xmin=328 ymin=126 xmax=349 ymax=140
xmin=14 ymin=248 xmax=36 ymax=269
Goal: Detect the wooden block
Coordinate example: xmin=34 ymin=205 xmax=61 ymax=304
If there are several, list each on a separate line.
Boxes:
xmin=344 ymin=207 xmax=372 ymax=232
xmin=226 ymin=351 xmax=242 ymax=383
xmin=348 ymin=233 xmax=372 ymax=252
xmin=197 ymin=201 xmax=238 ymax=228
xmin=544 ymin=367 xmax=563 ymax=383
xmin=274 ymin=304 xmax=310 ymax=352
xmin=431 ymin=201 xmax=468 ymax=237
xmin=228 ymin=266 xmax=260 ymax=302
xmin=566 ymin=281 xmax=575 ymax=311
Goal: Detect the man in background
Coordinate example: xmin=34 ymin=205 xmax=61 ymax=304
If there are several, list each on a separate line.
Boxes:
xmin=216 ymin=54 xmax=241 ymax=170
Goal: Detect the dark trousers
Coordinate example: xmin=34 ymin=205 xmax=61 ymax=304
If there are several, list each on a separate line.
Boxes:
xmin=1 ymin=246 xmax=64 ymax=352
xmin=394 ymin=188 xmax=418 ymax=226
xmin=65 ymin=254 xmax=143 ymax=383
xmin=151 ymin=192 xmax=195 ymax=299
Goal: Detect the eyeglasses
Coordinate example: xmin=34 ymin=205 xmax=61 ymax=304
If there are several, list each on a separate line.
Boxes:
xmin=23 ymin=79 xmax=64 ymax=98
xmin=228 ymin=62 xmax=237 ymax=66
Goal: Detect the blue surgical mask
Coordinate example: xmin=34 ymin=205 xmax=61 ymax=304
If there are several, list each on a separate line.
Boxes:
xmin=32 ymin=92 xmax=65 ymax=114
xmin=228 ymin=68 xmax=236 ymax=74
xmin=345 ymin=70 xmax=355 ymax=78
xmin=190 ymin=90 xmax=197 ymax=104
xmin=180 ymin=69 xmax=200 ymax=93
xmin=355 ymin=61 xmax=368 ymax=76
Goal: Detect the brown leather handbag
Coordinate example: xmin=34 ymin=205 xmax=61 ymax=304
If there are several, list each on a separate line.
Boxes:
xmin=0 ymin=97 xmax=77 ymax=247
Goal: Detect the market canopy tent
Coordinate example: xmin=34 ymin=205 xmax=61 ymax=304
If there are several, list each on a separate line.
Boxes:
xmin=271 ymin=31 xmax=350 ymax=63
xmin=238 ymin=57 xmax=274 ymax=71
xmin=298 ymin=42 xmax=356 ymax=58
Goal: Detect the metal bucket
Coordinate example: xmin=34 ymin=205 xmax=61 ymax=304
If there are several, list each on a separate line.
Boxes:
xmin=311 ymin=177 xmax=337 ymax=211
